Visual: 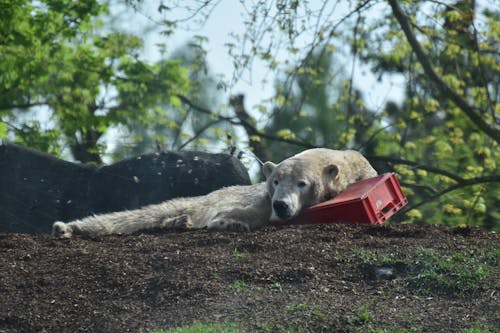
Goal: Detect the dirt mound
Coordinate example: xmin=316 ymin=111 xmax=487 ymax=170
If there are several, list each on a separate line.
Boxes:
xmin=0 ymin=223 xmax=498 ymax=332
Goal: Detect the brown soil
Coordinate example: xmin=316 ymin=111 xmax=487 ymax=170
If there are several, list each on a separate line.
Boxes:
xmin=0 ymin=223 xmax=498 ymax=333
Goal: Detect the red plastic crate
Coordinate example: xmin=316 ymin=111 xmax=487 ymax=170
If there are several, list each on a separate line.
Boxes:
xmin=274 ymin=173 xmax=408 ymax=226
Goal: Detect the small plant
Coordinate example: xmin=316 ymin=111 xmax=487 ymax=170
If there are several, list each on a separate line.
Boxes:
xmin=286 ymin=302 xmax=311 ymax=312
xmin=232 ymin=248 xmax=249 ymax=262
xmin=228 ymin=279 xmax=247 ymax=292
xmin=271 ymin=281 xmax=283 ymax=292
xmin=254 ymin=322 xmax=273 ymax=332
xmin=346 ymin=305 xmax=373 ymax=327
xmin=210 ymin=271 xmax=220 ymax=280
xmin=357 ymin=305 xmax=373 ymax=324
xmin=350 ymin=248 xmax=379 ymax=264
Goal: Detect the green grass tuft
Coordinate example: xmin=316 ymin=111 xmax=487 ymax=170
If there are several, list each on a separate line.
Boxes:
xmin=227 ymin=278 xmax=247 ymax=292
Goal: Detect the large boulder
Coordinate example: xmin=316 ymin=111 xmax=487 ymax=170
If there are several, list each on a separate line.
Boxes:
xmin=0 ymin=142 xmax=251 ymax=234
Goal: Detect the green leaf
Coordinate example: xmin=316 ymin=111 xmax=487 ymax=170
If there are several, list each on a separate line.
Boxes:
xmin=0 ymin=121 xmax=7 ymax=138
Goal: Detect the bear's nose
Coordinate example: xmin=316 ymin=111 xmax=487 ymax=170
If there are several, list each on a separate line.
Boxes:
xmin=273 ymin=200 xmax=290 ymax=219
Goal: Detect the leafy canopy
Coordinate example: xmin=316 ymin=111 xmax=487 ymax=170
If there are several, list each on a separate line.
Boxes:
xmin=0 ymin=0 xmax=190 ymax=162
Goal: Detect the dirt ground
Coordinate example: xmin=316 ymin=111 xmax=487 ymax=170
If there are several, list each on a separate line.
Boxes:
xmin=0 ymin=223 xmax=498 ymax=333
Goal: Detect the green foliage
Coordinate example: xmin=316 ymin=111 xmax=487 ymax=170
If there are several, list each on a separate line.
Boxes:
xmin=148 ymin=322 xmax=241 ymax=333
xmin=282 ymin=302 xmax=329 ymax=332
xmin=0 ymin=0 xmax=190 ymax=163
xmin=0 ymin=121 xmax=7 ymax=138
xmin=112 ymin=39 xmax=224 ymax=159
xmin=460 ymin=325 xmax=497 ymax=333
xmin=265 ymin=48 xmax=378 ymax=161
xmin=354 ymin=1 xmax=499 ymax=230
xmin=345 ymin=305 xmax=373 ymax=326
xmin=227 ymin=279 xmax=247 ymax=292
xmin=232 ymin=248 xmax=249 ymax=262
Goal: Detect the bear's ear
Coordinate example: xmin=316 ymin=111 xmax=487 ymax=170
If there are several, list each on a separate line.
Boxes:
xmin=324 ymin=164 xmax=339 ymax=179
xmin=262 ymin=161 xmax=277 ymax=179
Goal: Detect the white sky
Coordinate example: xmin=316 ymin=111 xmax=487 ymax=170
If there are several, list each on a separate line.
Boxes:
xmin=121 ymin=0 xmax=405 ymax=115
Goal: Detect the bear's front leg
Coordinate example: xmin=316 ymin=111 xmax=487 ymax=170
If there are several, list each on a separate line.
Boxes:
xmin=160 ymin=215 xmax=193 ymax=230
xmin=207 ymin=218 xmax=251 ymax=232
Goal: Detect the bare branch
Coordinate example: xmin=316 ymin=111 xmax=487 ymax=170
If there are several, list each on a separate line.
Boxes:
xmin=176 ymin=94 xmax=240 ymax=126
xmin=177 ymin=118 xmax=224 ymax=151
xmin=229 ymin=94 xmax=270 ymax=162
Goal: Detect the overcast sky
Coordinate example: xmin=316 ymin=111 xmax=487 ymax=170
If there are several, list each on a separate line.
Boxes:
xmin=118 ymin=0 xmax=405 ymax=116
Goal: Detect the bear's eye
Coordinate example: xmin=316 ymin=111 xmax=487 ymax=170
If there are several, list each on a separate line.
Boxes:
xmin=273 ymin=179 xmax=279 ymax=186
xmin=297 ymin=181 xmax=307 ymax=188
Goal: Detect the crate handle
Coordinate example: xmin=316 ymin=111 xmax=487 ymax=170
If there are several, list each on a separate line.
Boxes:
xmin=380 ymin=201 xmax=396 ymax=217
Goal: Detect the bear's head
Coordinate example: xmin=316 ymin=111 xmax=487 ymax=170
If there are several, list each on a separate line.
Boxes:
xmin=263 ymin=150 xmax=342 ymax=222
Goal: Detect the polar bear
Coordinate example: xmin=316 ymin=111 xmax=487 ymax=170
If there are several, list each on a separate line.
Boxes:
xmin=52 ymin=148 xmax=376 ymax=238
xmin=263 ymin=148 xmax=377 ymax=221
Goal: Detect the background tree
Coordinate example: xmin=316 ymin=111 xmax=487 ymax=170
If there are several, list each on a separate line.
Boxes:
xmin=264 ymin=47 xmax=378 ymax=161
xmin=0 ymin=0 xmax=189 ymax=163
xmin=112 ymin=38 xmax=225 ymax=158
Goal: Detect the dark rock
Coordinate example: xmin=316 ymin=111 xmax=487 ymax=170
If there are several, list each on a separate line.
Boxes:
xmin=0 ymin=142 xmax=250 ymax=234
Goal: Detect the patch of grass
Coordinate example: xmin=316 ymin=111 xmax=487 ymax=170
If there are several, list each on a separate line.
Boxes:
xmin=460 ymin=324 xmax=497 ymax=333
xmin=232 ymin=248 xmax=249 ymax=262
xmin=348 ymin=247 xmax=499 ymax=297
xmin=148 ymin=322 xmax=241 ymax=333
xmin=227 ymin=278 xmax=247 ymax=292
xmin=408 ymin=247 xmax=499 ymax=296
xmin=282 ymin=302 xmax=330 ymax=332
xmin=286 ymin=302 xmax=311 ymax=312
xmin=253 ymin=322 xmax=273 ymax=332
xmin=346 ymin=305 xmax=425 ymax=333
xmin=346 ymin=305 xmax=373 ymax=327
xmin=347 ymin=248 xmax=400 ymax=266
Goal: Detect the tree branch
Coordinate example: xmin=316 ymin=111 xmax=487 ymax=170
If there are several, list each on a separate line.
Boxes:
xmin=229 ymin=94 xmax=270 ymax=162
xmin=365 ymin=155 xmax=465 ymax=182
xmin=177 ymin=93 xmax=317 ymax=149
xmin=0 ymin=102 xmax=48 ymax=111
xmin=176 ymin=94 xmax=240 ymax=126
xmin=387 ymin=0 xmax=500 ymax=143
xmin=402 ymin=174 xmax=500 ymax=212
xmin=177 ymin=118 xmax=224 ymax=151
